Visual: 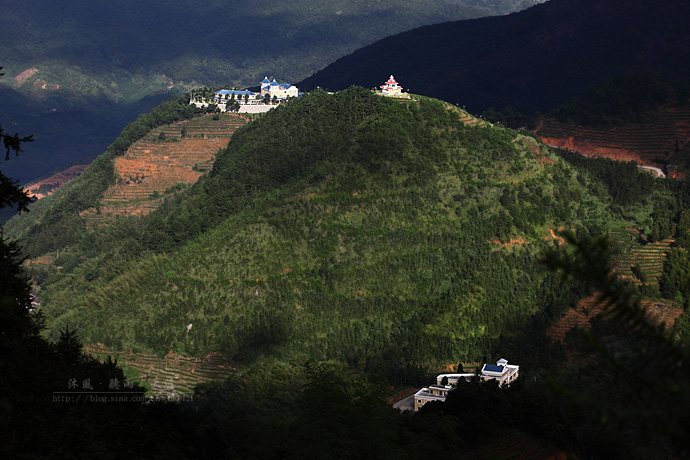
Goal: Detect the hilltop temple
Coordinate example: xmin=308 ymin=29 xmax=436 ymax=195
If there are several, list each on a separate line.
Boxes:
xmin=379 ymin=75 xmax=405 ymax=96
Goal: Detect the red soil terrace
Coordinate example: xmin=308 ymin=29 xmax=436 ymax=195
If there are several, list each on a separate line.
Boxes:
xmin=547 ymin=230 xmax=681 ymax=347
xmin=24 ymin=164 xmax=89 ymax=200
xmin=535 ymin=106 xmax=690 ymax=167
xmin=14 ymin=67 xmax=39 ymax=86
xmin=547 ymin=293 xmax=682 ymax=344
xmin=81 ymin=114 xmax=247 ymax=227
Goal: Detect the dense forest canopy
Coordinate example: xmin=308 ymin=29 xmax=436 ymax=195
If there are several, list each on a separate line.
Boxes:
xmin=3 ymin=86 xmax=690 ymax=459
xmin=8 ymin=88 xmax=682 ymax=372
xmin=554 ymin=73 xmax=690 ymax=127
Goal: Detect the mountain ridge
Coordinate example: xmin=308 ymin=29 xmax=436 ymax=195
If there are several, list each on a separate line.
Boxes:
xmin=298 ymin=0 xmax=690 ymax=115
xmin=9 ymin=88 xmax=661 ymax=368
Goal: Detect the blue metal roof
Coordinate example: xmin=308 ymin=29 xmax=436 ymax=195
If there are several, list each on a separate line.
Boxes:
xmin=483 ymin=364 xmax=505 ymax=373
xmin=215 ymin=89 xmax=255 ymax=97
xmin=262 ymin=77 xmax=271 ymax=83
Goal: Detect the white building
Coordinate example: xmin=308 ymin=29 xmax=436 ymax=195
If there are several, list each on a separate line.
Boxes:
xmin=411 ymin=358 xmax=520 ymax=411
xmin=213 ymin=89 xmax=263 ymax=105
xmin=190 ymin=77 xmax=302 ymax=114
xmin=413 ymin=384 xmax=454 ymax=411
xmin=260 ymin=77 xmax=300 ymax=100
xmin=479 ymin=358 xmax=519 ymax=387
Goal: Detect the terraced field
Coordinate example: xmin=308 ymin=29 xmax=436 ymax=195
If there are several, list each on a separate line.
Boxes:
xmin=608 ymin=229 xmax=673 ymax=289
xmin=535 ymin=106 xmax=690 ymax=166
xmin=24 ymin=164 xmax=89 ymax=200
xmin=84 ymin=343 xmax=237 ymax=398
xmin=547 ymin=292 xmax=682 ymax=349
xmin=445 ymin=103 xmax=493 ymax=127
xmin=80 ymin=114 xmax=248 ymax=228
xmin=546 ymin=293 xmax=606 ymax=343
xmin=548 ymin=229 xmax=682 ymax=347
xmin=25 ymin=253 xmax=57 ymax=270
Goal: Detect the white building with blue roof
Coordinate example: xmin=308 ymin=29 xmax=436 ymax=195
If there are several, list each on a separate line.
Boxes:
xmin=260 ymin=77 xmax=300 ymax=100
xmin=410 ymin=358 xmax=519 ymax=411
xmin=190 ymin=77 xmax=302 ymax=113
xmin=213 ymin=89 xmax=262 ymax=105
xmin=480 ymin=358 xmax=519 ymax=387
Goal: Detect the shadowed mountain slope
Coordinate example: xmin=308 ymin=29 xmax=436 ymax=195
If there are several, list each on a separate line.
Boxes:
xmin=298 ymin=0 xmax=690 ymax=115
xmin=531 ymin=74 xmax=690 ymax=173
xmin=1 ymin=1 xmax=542 ymax=88
xmin=535 ymin=106 xmax=690 ymax=168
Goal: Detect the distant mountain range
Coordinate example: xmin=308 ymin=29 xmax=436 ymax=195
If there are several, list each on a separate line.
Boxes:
xmin=0 ymin=0 xmax=541 ymax=185
xmin=299 ymin=0 xmax=690 ymax=115
xmin=1 ymin=0 xmax=541 ymax=91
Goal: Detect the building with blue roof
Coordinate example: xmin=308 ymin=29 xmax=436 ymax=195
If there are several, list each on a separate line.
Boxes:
xmin=189 ymin=77 xmax=302 ymax=113
xmin=213 ymin=89 xmax=263 ymax=105
xmin=411 ymin=358 xmax=519 ymax=411
xmin=260 ymin=77 xmax=300 ymax=100
xmin=480 ymin=358 xmax=519 ymax=387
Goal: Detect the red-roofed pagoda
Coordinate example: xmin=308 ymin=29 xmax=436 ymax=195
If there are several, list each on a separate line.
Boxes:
xmin=380 ymin=75 xmax=403 ymax=96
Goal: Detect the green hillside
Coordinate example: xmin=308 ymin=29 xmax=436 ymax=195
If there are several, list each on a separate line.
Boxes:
xmin=6 ymin=87 xmax=690 ymax=460
xmin=10 ymin=88 xmax=674 ymax=375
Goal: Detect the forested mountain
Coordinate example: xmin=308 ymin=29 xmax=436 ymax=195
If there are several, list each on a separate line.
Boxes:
xmin=8 ymin=89 xmax=595 ymax=362
xmin=0 ymin=0 xmax=541 ymax=186
xmin=6 ymin=88 xmax=690 ymax=458
xmin=299 ymin=0 xmax=690 ymax=115
xmin=8 ymin=88 xmax=680 ymax=366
